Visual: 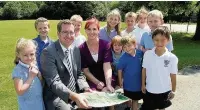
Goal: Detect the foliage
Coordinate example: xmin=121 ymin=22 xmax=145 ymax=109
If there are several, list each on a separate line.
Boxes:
xmin=2 ymin=2 xmax=22 ymax=19
xmin=20 ymin=2 xmax=39 ymax=18
xmin=0 ymin=1 xmax=198 ymax=22
xmin=2 ymin=1 xmax=38 ymax=19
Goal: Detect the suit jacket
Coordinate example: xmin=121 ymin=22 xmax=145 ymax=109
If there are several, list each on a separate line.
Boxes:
xmin=40 ymin=40 xmax=89 ymax=110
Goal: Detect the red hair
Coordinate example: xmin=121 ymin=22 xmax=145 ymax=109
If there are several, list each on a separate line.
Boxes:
xmin=85 ymin=17 xmax=100 ymax=30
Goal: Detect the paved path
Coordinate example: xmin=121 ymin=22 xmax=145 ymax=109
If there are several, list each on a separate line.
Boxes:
xmin=164 ymin=24 xmax=196 ymax=33
xmin=166 ymin=74 xmax=200 ymax=110
xmin=116 ymin=74 xmax=200 ymax=110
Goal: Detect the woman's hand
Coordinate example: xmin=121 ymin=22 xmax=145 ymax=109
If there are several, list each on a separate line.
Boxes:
xmin=84 ymin=87 xmax=93 ymax=93
xmin=106 ymin=85 xmax=115 ymax=93
xmin=96 ymin=81 xmax=105 ymax=90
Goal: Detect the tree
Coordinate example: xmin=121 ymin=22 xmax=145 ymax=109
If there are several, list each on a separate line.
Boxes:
xmin=192 ymin=6 xmax=200 ymax=40
xmin=20 ymin=2 xmax=38 ymax=19
xmin=2 ymin=2 xmax=22 ymax=19
xmin=2 ymin=1 xmax=38 ymax=19
xmin=117 ymin=1 xmax=150 ymax=21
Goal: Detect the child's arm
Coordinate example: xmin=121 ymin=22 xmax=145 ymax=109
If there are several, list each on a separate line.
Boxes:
xmin=170 ymin=74 xmax=176 ymax=92
xmin=14 ymin=77 xmax=35 ymax=95
xmin=118 ymin=70 xmax=123 ymax=88
xmin=168 ymin=74 xmax=176 ymax=100
xmin=140 ymin=46 xmax=145 ymax=52
xmin=168 ymin=55 xmax=178 ymax=100
xmin=141 ymin=68 xmax=146 ymax=93
xmin=13 ymin=67 xmax=39 ymax=95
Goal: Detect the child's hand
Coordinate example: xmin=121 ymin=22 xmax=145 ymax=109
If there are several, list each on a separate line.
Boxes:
xmin=29 ymin=66 xmax=39 ymax=78
xmin=168 ymin=91 xmax=175 ymax=100
xmin=115 ymin=85 xmax=121 ymax=90
xmin=141 ymin=85 xmax=146 ymax=94
xmin=119 ymin=83 xmax=123 ymax=88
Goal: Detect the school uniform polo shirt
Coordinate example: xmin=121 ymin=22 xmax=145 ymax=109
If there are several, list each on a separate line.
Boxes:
xmin=121 ymin=29 xmax=136 ymax=37
xmin=142 ymin=47 xmax=178 ymax=94
xmin=99 ymin=27 xmax=118 ymax=42
xmin=140 ymin=32 xmax=174 ymax=51
xmin=117 ymin=49 xmax=143 ymax=92
xmin=134 ymin=25 xmax=150 ymax=48
xmin=72 ymin=34 xmax=86 ymax=47
xmin=33 ymin=35 xmax=53 ymax=72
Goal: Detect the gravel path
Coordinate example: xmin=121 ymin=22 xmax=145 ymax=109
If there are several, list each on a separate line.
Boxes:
xmin=167 ymin=74 xmax=200 ymax=110
xmin=116 ymin=66 xmax=200 ymax=110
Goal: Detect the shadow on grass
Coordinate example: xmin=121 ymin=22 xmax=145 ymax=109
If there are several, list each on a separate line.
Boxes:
xmin=171 ymin=32 xmax=200 ymax=70
xmin=172 ymin=32 xmax=200 ymax=43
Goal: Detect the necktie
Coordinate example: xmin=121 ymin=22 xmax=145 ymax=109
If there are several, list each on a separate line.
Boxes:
xmin=65 ymin=49 xmax=76 ymax=92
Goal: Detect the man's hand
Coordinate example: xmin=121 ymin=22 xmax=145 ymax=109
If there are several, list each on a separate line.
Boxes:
xmin=70 ymin=92 xmax=91 ymax=109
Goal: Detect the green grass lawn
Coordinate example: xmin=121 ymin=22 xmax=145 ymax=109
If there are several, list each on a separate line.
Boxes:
xmin=0 ymin=20 xmax=199 ymax=110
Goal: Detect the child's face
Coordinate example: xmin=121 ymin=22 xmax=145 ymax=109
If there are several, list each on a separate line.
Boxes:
xmin=113 ymin=43 xmax=122 ymax=54
xmin=36 ymin=21 xmax=50 ymax=38
xmin=137 ymin=13 xmax=147 ymax=27
xmin=107 ymin=15 xmax=120 ymax=29
xmin=85 ymin=23 xmax=99 ymax=40
xmin=73 ymin=21 xmax=82 ymax=34
xmin=147 ymin=16 xmax=163 ymax=31
xmin=153 ymin=34 xmax=169 ymax=50
xmin=123 ymin=42 xmax=136 ymax=55
xmin=125 ymin=17 xmax=136 ymax=29
xmin=18 ymin=46 xmax=36 ymax=66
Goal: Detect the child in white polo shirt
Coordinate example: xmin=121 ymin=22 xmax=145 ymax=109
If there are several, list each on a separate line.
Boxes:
xmin=70 ymin=15 xmax=86 ymax=47
xmin=141 ymin=26 xmax=178 ymax=110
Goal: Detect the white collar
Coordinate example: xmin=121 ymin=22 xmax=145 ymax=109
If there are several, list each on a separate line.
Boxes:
xmin=105 ymin=26 xmax=115 ymax=32
xmin=60 ymin=42 xmax=73 ymax=54
xmin=131 ymin=49 xmax=137 ymax=57
xmin=152 ymin=47 xmax=169 ymax=57
xmin=43 ymin=38 xmax=48 ymax=43
xmin=19 ymin=60 xmax=30 ymax=68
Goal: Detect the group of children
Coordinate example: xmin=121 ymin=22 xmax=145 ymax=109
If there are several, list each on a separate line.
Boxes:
xmin=12 ymin=6 xmax=178 ymax=110
xmin=108 ymin=7 xmax=178 ymax=110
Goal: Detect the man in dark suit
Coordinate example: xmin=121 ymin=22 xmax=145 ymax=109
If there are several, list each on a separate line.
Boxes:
xmin=41 ymin=19 xmax=91 ymax=110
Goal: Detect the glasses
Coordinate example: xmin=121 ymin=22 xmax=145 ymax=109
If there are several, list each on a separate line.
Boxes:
xmin=61 ymin=31 xmax=75 ymax=36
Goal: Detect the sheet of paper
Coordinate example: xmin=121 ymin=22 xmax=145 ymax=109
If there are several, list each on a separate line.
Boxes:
xmin=81 ymin=91 xmax=130 ymax=108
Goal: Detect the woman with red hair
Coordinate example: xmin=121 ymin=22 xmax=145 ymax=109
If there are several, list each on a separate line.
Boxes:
xmin=79 ymin=17 xmax=114 ymax=92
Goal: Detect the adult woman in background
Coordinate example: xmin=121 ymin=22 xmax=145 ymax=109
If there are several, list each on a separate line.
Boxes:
xmin=79 ymin=17 xmax=114 ymax=92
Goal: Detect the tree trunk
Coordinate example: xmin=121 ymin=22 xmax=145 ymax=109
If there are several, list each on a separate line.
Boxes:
xmin=192 ymin=8 xmax=200 ymax=40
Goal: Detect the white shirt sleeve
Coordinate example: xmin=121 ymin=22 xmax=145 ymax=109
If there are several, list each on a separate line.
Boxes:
xmin=142 ymin=51 xmax=149 ymax=68
xmin=170 ymin=55 xmax=178 ymax=74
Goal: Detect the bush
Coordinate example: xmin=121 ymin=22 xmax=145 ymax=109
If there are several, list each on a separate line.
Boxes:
xmin=2 ymin=2 xmax=22 ymax=19
xmin=20 ymin=2 xmax=39 ymax=19
xmin=2 ymin=1 xmax=38 ymax=19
